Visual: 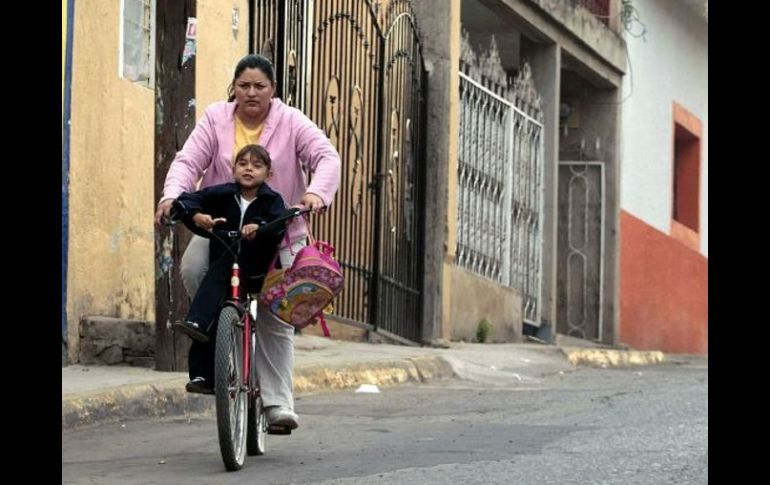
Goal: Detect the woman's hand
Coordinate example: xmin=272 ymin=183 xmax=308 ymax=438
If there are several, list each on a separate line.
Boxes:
xmin=241 ymin=223 xmax=260 ymax=241
xmin=154 ymin=199 xmax=175 ymax=227
xmin=298 ymin=193 xmax=325 ymax=213
xmin=193 ymin=213 xmax=227 ymax=231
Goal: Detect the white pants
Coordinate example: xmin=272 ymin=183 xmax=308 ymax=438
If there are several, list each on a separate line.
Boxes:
xmin=180 ymin=235 xmax=306 ymax=409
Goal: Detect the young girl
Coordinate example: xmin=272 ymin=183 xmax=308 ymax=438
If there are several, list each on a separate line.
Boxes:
xmin=172 ymin=144 xmax=287 ymax=395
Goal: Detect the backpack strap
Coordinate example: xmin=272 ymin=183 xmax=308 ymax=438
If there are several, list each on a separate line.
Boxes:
xmin=303 ymin=212 xmax=317 ymax=246
xmin=318 ymin=313 xmax=331 ymax=338
xmin=285 ymin=211 xmax=313 ymax=257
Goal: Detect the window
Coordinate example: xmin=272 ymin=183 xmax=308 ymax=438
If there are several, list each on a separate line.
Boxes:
xmin=671 ymin=102 xmax=702 ymax=248
xmin=121 ymin=0 xmax=155 ymax=88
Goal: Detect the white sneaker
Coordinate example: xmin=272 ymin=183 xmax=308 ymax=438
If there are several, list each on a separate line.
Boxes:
xmin=265 ymin=406 xmax=299 ymax=430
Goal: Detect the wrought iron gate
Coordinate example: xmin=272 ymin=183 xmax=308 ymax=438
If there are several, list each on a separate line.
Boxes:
xmin=456 ymin=33 xmax=545 ymax=325
xmin=252 ymin=0 xmax=426 ymax=343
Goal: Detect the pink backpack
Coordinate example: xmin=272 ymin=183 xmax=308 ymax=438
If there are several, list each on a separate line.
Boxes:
xmin=259 ymin=238 xmax=344 ymax=332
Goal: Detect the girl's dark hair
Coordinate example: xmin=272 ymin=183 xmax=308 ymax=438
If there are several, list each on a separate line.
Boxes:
xmin=227 ymin=54 xmax=276 ymax=102
xmin=234 ymin=144 xmax=272 ymax=170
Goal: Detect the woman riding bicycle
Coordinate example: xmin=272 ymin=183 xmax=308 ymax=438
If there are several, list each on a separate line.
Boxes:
xmin=154 ymin=54 xmax=341 ymax=432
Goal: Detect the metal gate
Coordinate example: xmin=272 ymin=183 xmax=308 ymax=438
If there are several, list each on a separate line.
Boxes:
xmin=556 ymin=161 xmax=605 ymax=341
xmin=252 ymin=0 xmax=427 ymax=343
xmin=456 ymin=33 xmax=545 ymax=326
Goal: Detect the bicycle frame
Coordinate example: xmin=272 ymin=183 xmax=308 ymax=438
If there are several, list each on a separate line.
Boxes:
xmin=221 ymin=257 xmax=258 ymax=400
xmin=230 ymin=261 xmax=249 ymax=385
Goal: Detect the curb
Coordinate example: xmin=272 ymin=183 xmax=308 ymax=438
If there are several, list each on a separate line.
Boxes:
xmin=561 ymin=347 xmax=666 ymax=367
xmin=62 ymin=356 xmax=456 ymax=430
xmin=62 ymin=378 xmax=206 ymax=429
xmin=294 ymin=356 xmax=456 ymax=393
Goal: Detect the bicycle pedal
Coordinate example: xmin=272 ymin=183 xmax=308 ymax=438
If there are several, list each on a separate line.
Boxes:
xmin=267 ymin=424 xmax=292 ymax=435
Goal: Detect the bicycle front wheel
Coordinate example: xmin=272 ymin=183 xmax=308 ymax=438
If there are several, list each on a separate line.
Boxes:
xmin=215 ymin=306 xmax=248 ymax=471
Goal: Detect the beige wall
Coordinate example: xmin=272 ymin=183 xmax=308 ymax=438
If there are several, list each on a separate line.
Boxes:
xmin=195 ymin=0 xmax=249 ymax=119
xmin=66 ymin=1 xmax=249 ymax=363
xmin=68 ymin=0 xmax=155 ymax=362
xmin=449 ymin=266 xmax=522 ymax=342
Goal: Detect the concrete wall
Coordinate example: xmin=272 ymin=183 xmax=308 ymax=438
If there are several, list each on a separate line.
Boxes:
xmin=412 ymin=0 xmax=461 ymax=343
xmin=620 ymin=0 xmax=708 ymax=257
xmin=528 ymin=42 xmax=560 ymax=336
xmin=481 ymin=0 xmax=624 ymax=86
xmin=67 ymin=0 xmax=156 ymax=362
xmin=449 ymin=267 xmax=522 ymax=342
xmin=79 ymin=317 xmax=155 ymax=367
xmin=528 ymin=0 xmax=625 ymax=71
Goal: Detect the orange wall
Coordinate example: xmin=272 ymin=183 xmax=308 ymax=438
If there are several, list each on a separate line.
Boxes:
xmin=620 ymin=211 xmax=708 ymax=354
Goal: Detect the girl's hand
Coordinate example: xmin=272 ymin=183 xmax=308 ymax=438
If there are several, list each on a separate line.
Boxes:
xmin=241 ymin=223 xmax=260 ymax=241
xmin=193 ymin=213 xmax=227 ymax=231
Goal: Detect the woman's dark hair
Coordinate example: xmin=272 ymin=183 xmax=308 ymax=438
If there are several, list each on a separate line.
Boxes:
xmin=234 ymin=144 xmax=272 ymax=170
xmin=227 ymin=54 xmax=276 ymax=102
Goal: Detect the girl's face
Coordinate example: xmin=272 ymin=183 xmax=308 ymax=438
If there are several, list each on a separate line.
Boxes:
xmin=233 ymin=154 xmax=270 ymax=189
xmin=233 ymin=68 xmax=275 ymax=121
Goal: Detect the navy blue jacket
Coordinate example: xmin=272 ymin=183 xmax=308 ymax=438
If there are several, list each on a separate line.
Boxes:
xmin=173 ymin=182 xmax=288 ymax=290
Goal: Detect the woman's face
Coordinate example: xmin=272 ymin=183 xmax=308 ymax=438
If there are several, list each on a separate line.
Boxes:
xmin=234 ymin=67 xmax=275 ymax=121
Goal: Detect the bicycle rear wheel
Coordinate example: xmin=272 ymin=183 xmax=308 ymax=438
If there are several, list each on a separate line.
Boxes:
xmin=247 ymin=395 xmax=267 ymax=455
xmin=215 ymin=306 xmax=248 ymax=471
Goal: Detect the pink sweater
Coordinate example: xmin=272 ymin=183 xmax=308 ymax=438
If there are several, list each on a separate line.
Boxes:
xmin=161 ymin=98 xmax=341 ymax=243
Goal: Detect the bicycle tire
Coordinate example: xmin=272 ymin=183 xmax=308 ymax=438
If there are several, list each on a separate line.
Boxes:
xmin=215 ymin=306 xmax=248 ymax=471
xmin=247 ymin=395 xmax=267 ymax=456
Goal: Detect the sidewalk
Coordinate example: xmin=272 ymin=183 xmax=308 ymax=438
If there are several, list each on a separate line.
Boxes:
xmin=62 ymin=335 xmax=688 ymax=429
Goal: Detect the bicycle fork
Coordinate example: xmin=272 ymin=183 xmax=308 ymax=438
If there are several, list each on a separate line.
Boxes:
xmin=229 ymin=262 xmax=251 ymax=393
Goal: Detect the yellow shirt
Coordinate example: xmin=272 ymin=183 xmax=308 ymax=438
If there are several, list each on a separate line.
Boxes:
xmin=234 ymin=115 xmax=265 ymax=160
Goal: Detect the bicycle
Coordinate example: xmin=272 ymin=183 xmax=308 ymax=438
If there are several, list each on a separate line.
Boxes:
xmin=167 ymin=206 xmax=311 ymax=471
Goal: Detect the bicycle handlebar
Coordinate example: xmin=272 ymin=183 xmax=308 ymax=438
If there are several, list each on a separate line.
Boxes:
xmin=252 ymin=206 xmax=312 ymax=236
xmin=163 ymin=206 xmax=313 ymax=260
xmin=163 ymin=206 xmax=312 ymax=231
